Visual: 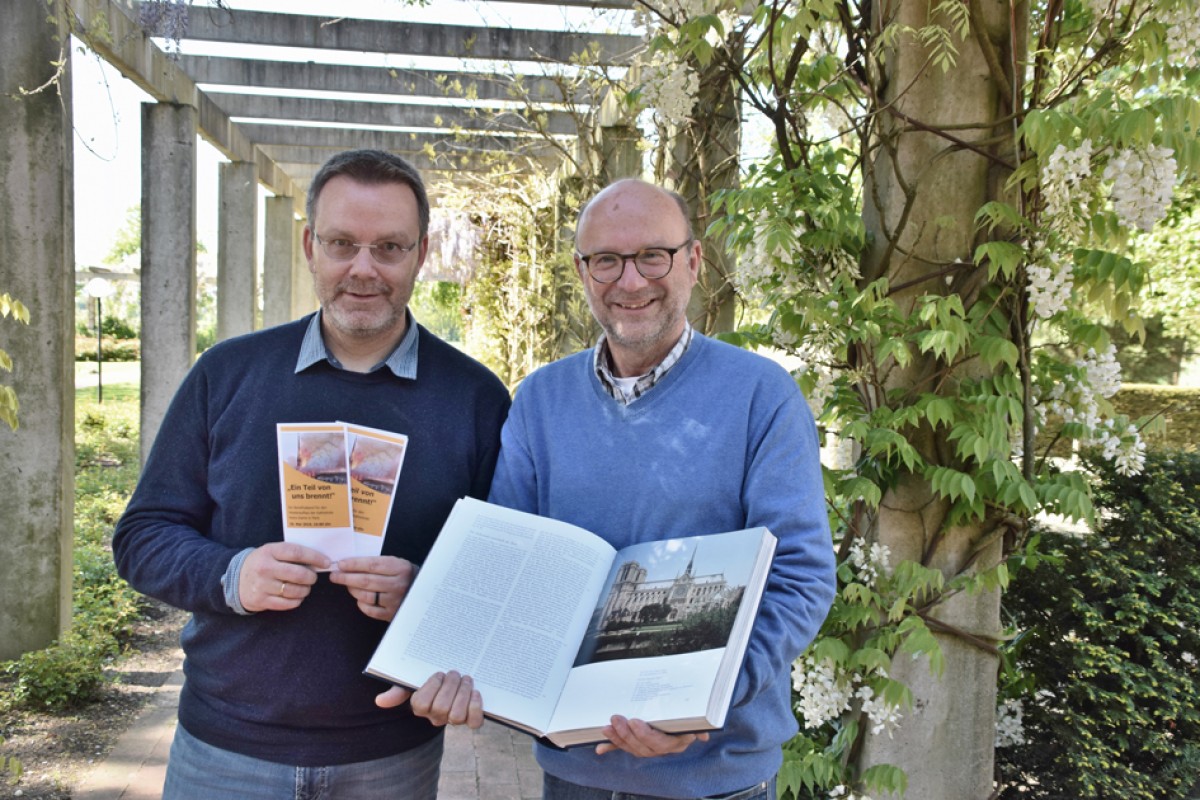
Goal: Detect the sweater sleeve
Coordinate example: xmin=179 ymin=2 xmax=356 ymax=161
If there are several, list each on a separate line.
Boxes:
xmin=112 ymin=360 xmax=242 ymax=615
xmin=485 ymin=393 xmax=538 ymax=513
xmin=731 ymin=388 xmax=836 ymax=709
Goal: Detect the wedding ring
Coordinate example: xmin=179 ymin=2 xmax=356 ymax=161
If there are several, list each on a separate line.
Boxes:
xmin=374 ymin=591 xmax=381 ymax=607
xmin=280 ymin=581 xmax=287 ymax=596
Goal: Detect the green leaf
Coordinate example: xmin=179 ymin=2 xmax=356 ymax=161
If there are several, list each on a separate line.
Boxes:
xmin=861 ymin=763 xmax=909 ymax=797
xmin=976 ymin=335 xmax=1019 ymax=368
xmin=973 ymin=240 xmax=1025 ymax=279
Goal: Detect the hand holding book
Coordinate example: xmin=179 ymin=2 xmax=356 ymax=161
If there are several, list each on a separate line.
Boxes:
xmin=378 ymin=670 xmax=710 ymax=757
xmin=365 ymin=498 xmax=777 ymax=748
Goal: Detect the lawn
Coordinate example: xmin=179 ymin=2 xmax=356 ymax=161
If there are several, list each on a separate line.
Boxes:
xmin=74 ymin=360 xmax=139 ymax=405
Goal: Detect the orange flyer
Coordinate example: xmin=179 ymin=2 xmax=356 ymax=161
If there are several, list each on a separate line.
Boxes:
xmin=276 ymin=423 xmax=355 ymax=561
xmin=344 ymin=423 xmax=409 ymax=557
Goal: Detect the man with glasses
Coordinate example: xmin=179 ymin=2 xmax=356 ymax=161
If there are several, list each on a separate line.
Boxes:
xmin=386 ymin=178 xmax=836 ymax=800
xmin=113 ymin=149 xmax=510 ymax=799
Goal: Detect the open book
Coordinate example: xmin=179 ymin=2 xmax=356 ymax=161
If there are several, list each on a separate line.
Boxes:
xmin=365 ymin=497 xmax=776 ymax=748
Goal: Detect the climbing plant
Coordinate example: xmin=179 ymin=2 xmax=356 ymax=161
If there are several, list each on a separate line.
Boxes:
xmin=610 ymin=1 xmax=1200 ymax=797
xmin=0 ymin=291 xmax=31 ymax=430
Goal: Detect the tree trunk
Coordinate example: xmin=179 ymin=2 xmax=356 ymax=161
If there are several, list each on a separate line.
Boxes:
xmin=856 ymin=3 xmax=1027 ymax=797
xmin=673 ymin=37 xmax=742 ymax=335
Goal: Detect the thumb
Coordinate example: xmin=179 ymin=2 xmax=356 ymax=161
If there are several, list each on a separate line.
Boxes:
xmin=375 ymin=685 xmax=414 ymax=709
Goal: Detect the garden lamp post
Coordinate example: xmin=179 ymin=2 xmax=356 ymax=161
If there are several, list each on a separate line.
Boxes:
xmin=84 ymin=277 xmax=114 ymax=403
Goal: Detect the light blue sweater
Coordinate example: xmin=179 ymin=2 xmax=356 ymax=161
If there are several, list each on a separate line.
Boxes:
xmin=489 ymin=333 xmax=836 ymax=798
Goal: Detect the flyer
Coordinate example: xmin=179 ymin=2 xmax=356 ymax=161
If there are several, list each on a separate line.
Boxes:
xmin=276 ymin=422 xmax=356 ymax=561
xmin=344 ymin=423 xmax=409 ymax=557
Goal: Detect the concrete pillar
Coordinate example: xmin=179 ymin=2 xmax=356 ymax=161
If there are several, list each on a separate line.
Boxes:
xmin=141 ymin=102 xmax=197 ymax=464
xmin=600 ymin=123 xmax=642 ymax=184
xmin=262 ymin=195 xmax=295 ymax=328
xmin=0 ymin=3 xmax=75 ymax=660
xmin=291 ymin=216 xmax=317 ymax=319
xmin=216 ymin=161 xmax=258 ymax=341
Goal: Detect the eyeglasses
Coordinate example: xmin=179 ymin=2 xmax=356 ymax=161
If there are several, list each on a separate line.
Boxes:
xmin=577 ymin=240 xmax=692 ymax=283
xmin=314 ymin=234 xmax=419 ymax=266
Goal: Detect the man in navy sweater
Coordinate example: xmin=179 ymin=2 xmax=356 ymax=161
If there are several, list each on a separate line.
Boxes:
xmin=113 ymin=149 xmax=510 ymax=799
xmin=383 ymin=179 xmax=836 ymax=800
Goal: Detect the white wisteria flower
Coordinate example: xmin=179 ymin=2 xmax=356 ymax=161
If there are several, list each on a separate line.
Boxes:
xmin=1041 ymin=140 xmax=1094 ymax=241
xmin=995 ymin=699 xmax=1027 ymax=748
xmin=792 ymin=655 xmax=854 ymax=729
xmin=1103 ymin=145 xmax=1177 ymax=232
xmin=1162 ymin=4 xmax=1200 ymax=68
xmin=829 ymin=786 xmax=873 ymax=800
xmin=857 ymin=684 xmax=903 ymax=736
xmin=1027 ymin=250 xmax=1074 ymax=320
xmin=849 ymin=539 xmax=892 ymax=585
xmin=1041 ymin=345 xmax=1146 ymax=476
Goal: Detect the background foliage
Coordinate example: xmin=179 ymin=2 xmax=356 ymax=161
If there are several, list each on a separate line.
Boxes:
xmin=997 ymin=449 xmax=1200 ymax=799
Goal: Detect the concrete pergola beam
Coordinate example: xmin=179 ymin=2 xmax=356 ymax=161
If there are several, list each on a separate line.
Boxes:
xmin=243 ymin=123 xmax=566 ymax=157
xmin=183 ymin=8 xmax=642 ymax=67
xmin=260 ymin=145 xmax=559 ymax=175
xmin=183 ymin=56 xmax=596 ymax=106
xmin=205 ymin=91 xmax=580 ymax=137
xmin=73 ymin=0 xmax=303 ymax=212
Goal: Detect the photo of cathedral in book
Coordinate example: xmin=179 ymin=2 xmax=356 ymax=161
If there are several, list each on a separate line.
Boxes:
xmin=574 ymin=545 xmax=748 ymax=666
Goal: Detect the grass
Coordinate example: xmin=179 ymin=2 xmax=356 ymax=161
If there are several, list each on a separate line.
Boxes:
xmin=74 ymin=361 xmax=139 ymax=405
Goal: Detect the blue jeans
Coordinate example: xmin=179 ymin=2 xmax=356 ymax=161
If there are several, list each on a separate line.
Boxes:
xmin=543 ymin=772 xmax=776 ymax=800
xmin=163 ymin=724 xmax=443 ymax=800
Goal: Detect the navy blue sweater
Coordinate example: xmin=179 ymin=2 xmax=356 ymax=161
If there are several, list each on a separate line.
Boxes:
xmin=113 ymin=315 xmax=510 ymax=765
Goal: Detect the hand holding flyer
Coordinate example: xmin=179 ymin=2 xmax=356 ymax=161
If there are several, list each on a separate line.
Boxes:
xmin=277 ymin=422 xmax=409 ymax=562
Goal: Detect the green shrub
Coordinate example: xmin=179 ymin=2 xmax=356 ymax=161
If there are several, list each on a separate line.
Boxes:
xmin=100 ymin=315 xmax=138 ymax=339
xmin=75 ymin=336 xmax=140 ymax=362
xmin=1 ymin=628 xmax=118 ymax=709
xmin=997 ymin=449 xmax=1200 ymax=799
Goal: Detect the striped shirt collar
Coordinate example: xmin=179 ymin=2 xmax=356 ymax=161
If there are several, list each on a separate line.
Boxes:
xmin=294 ymin=310 xmax=420 ymax=378
xmin=593 ymin=324 xmax=694 ymax=405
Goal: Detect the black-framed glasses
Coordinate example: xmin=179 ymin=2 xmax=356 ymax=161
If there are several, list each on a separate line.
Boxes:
xmin=314 ymin=234 xmax=418 ymax=266
xmin=577 ymin=239 xmax=692 ymax=283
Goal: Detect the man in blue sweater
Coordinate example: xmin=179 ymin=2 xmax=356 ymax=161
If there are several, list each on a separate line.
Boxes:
xmin=384 ymin=179 xmax=836 ymax=800
xmin=112 ymin=149 xmax=510 ymax=799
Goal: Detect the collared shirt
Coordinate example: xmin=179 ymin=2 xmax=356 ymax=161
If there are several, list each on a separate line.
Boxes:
xmin=294 ymin=309 xmax=420 ymax=378
xmin=593 ymin=323 xmax=694 ymax=405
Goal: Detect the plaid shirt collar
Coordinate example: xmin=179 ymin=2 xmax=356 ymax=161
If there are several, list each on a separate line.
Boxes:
xmin=593 ymin=324 xmax=694 ymax=405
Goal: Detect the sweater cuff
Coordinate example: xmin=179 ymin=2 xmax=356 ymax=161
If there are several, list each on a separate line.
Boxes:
xmin=220 ymin=548 xmax=256 ymax=615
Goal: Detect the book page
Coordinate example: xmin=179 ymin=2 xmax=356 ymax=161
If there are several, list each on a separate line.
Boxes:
xmin=366 ymin=498 xmax=616 ymax=734
xmin=547 ymin=650 xmax=725 ymax=737
xmin=276 ymin=423 xmax=355 ymax=562
xmin=547 ymin=528 xmax=775 ymax=740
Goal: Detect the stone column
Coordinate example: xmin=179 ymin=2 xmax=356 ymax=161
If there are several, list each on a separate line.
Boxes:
xmin=217 ymin=160 xmax=258 ymax=341
xmin=262 ymin=195 xmax=295 ymax=328
xmin=291 ymin=216 xmax=317 ymax=319
xmin=0 ymin=3 xmax=74 ymax=660
xmin=141 ymin=102 xmax=197 ymax=464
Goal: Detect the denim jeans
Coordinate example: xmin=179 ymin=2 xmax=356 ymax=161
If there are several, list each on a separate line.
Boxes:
xmin=543 ymin=771 xmax=776 ymax=800
xmin=163 ymin=724 xmax=443 ymax=800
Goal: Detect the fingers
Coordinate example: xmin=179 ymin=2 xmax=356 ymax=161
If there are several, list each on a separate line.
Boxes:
xmin=261 ymin=541 xmax=334 ymax=571
xmin=375 ymin=685 xmax=413 ymax=709
xmin=409 ymin=672 xmax=484 ymax=729
xmin=328 ymin=556 xmax=419 ymax=620
xmin=238 ymin=543 xmax=329 ymax=613
xmin=595 ymin=716 xmax=709 ymax=757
